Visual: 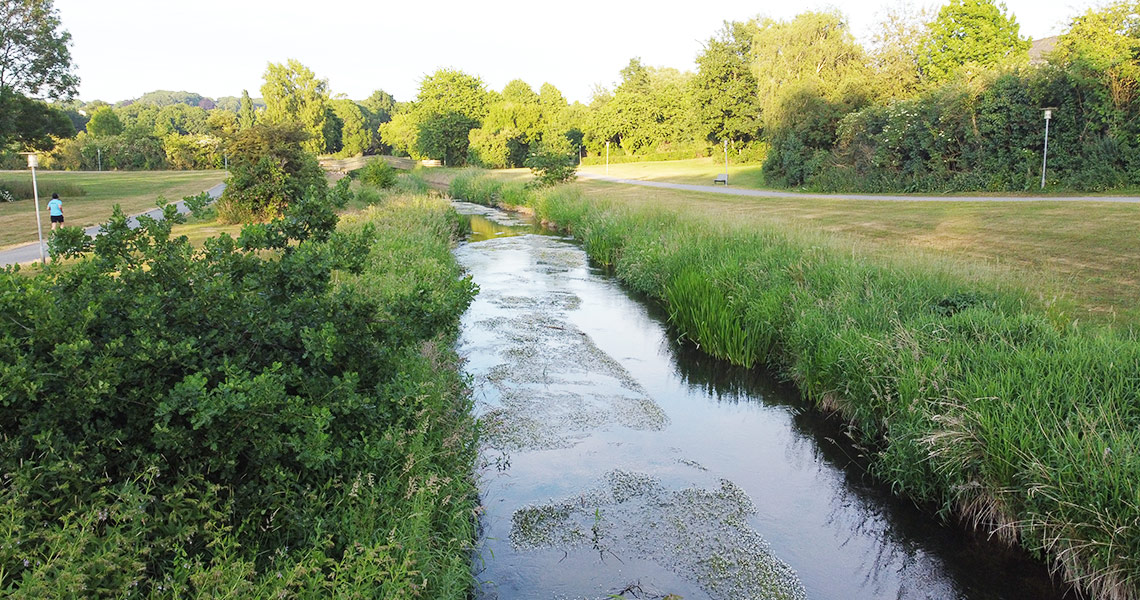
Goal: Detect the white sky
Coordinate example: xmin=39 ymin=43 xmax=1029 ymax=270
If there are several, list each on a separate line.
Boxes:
xmin=54 ymin=0 xmax=1091 ymax=104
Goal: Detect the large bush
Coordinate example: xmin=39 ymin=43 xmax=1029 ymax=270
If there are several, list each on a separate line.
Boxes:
xmin=1 ymin=188 xmax=478 ymax=597
xmin=216 ymin=122 xmax=326 ymax=222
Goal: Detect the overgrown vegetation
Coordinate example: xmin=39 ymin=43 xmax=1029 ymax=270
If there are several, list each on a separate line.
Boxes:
xmin=451 ymin=171 xmax=1140 ymax=600
xmin=0 ymin=183 xmax=478 ymax=597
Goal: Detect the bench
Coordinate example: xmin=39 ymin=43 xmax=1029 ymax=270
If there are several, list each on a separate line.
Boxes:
xmin=713 ymin=173 xmax=728 ymax=185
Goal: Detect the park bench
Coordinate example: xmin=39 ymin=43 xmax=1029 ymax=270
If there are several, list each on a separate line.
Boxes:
xmin=713 ymin=173 xmax=728 ymax=185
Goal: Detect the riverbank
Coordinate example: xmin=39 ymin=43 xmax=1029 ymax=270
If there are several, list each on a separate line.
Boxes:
xmin=448 ymin=171 xmax=1140 ymax=600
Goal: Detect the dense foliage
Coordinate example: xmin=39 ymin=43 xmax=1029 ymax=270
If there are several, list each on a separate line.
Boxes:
xmin=0 ymin=0 xmax=77 ymax=153
xmin=215 ymin=122 xmax=326 ymax=222
xmin=452 ymin=171 xmax=1140 ymax=600
xmin=1 ymin=185 xmax=478 ymax=597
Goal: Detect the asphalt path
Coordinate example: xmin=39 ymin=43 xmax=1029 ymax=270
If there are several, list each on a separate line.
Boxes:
xmin=0 ymin=182 xmax=225 ymax=267
xmin=577 ymin=172 xmax=1140 ymax=203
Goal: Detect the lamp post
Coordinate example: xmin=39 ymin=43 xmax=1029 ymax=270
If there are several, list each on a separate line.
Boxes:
xmin=605 ymin=140 xmax=610 ymax=175
xmin=724 ymin=139 xmax=729 ymax=186
xmin=22 ymin=153 xmax=46 ymax=264
xmin=1041 ymin=108 xmax=1053 ymax=189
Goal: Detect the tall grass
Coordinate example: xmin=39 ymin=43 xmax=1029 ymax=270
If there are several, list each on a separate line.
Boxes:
xmin=454 ymin=172 xmax=1140 ymax=600
xmin=0 ymin=178 xmax=86 ymax=201
xmin=448 ymin=169 xmax=530 ymax=208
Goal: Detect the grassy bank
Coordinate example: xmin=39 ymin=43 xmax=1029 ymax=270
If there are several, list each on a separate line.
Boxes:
xmin=0 ymin=171 xmax=225 ymax=248
xmin=1 ymin=189 xmax=478 ymax=598
xmin=450 ymin=171 xmax=1140 ymax=600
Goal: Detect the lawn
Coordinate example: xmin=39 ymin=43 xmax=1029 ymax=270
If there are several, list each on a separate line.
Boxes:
xmin=578 ymin=157 xmax=767 ymax=188
xmin=0 ymin=170 xmax=225 ymax=248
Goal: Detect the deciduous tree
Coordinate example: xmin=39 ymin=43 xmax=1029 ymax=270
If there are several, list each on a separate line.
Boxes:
xmin=919 ymin=0 xmax=1030 ymax=84
xmin=260 ymin=60 xmax=330 ymax=154
xmin=691 ymin=21 xmax=761 ymax=145
xmin=0 ymin=0 xmax=77 ymax=98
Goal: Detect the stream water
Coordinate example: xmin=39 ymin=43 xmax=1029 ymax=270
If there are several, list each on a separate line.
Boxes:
xmin=452 ymin=202 xmax=1072 ymax=600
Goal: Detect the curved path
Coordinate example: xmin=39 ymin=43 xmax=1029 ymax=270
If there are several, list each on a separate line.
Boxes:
xmin=578 ymin=172 xmax=1140 ymax=203
xmin=0 ymin=182 xmax=225 ymax=267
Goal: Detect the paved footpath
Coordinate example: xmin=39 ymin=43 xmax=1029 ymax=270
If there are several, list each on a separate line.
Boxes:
xmin=577 ymin=172 xmax=1140 ymax=203
xmin=1 ymin=182 xmax=225 ymax=267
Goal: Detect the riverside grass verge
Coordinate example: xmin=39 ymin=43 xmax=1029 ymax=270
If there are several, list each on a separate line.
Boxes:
xmin=0 ymin=190 xmax=478 ymax=598
xmin=449 ymin=170 xmax=1140 ymax=600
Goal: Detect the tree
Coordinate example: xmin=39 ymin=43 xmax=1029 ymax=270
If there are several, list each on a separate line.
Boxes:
xmin=205 ymin=109 xmax=238 ymax=137
xmin=330 ymin=99 xmax=369 ymax=157
xmin=0 ymin=0 xmax=77 ymax=98
xmin=360 ymin=89 xmax=395 ymax=154
xmin=589 ymin=58 xmax=695 ymax=155
xmin=86 ymin=106 xmax=123 ymax=137
xmin=0 ymin=88 xmax=71 ymax=149
xmin=238 ymin=89 xmax=257 ymax=129
xmin=691 ymin=21 xmax=761 ymax=145
xmin=260 ymin=60 xmax=330 ymax=154
xmin=416 ymin=111 xmax=478 ymax=165
xmin=869 ymin=5 xmax=933 ymax=99
xmin=751 ymin=11 xmax=871 ymax=119
xmin=919 ymin=0 xmax=1031 ymax=84
xmin=1051 ymin=2 xmax=1140 ymax=122
xmin=218 ymin=122 xmax=325 ymax=221
xmin=361 ymin=89 xmax=396 ymax=122
xmin=415 ymin=68 xmax=488 ymax=121
xmin=377 ymin=69 xmax=487 ymax=164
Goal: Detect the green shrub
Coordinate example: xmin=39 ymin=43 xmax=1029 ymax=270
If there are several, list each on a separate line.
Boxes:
xmin=218 ymin=123 xmax=325 ymax=222
xmin=356 ymin=158 xmax=398 ymax=189
xmin=1 ymin=187 xmax=478 ymax=597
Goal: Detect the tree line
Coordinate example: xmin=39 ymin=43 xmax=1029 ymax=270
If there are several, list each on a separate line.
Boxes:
xmin=3 ymin=0 xmax=1139 ymax=192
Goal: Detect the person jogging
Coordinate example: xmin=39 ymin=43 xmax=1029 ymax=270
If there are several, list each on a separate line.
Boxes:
xmin=47 ymin=193 xmax=63 ymax=230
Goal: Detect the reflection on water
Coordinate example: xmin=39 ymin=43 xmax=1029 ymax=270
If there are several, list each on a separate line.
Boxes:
xmin=452 ymin=202 xmax=1072 ymax=600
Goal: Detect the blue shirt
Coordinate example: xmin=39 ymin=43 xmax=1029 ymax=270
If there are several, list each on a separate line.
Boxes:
xmin=48 ymin=198 xmax=62 ymax=216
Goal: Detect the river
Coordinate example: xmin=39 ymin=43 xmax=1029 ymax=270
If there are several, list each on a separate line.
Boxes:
xmin=452 ymin=202 xmax=1071 ymax=600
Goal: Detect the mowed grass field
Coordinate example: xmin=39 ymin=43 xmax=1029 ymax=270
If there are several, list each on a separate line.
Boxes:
xmin=0 ymin=170 xmax=226 ymax=248
xmin=454 ymin=169 xmax=1140 ymax=329
xmin=579 ymin=157 xmax=767 ymax=188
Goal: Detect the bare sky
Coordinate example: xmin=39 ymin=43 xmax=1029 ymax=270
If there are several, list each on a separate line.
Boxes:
xmin=54 ymin=0 xmax=1091 ymax=104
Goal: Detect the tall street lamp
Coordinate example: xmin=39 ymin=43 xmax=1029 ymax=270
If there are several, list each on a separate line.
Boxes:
xmin=1041 ymin=108 xmax=1054 ymax=189
xmin=21 ymin=152 xmax=46 ymax=264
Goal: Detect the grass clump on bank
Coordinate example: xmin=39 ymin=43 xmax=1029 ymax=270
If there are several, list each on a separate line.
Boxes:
xmin=0 ymin=187 xmax=478 ymax=598
xmin=451 ymin=172 xmax=1140 ymax=600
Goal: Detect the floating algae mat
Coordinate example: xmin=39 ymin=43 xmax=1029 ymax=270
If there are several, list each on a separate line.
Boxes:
xmin=451 ymin=202 xmax=1072 ymax=600
xmin=511 ymin=470 xmax=806 ymax=600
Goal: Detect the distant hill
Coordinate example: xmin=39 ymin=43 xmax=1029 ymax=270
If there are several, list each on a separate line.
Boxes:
xmin=116 ymin=90 xmax=215 ymax=110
